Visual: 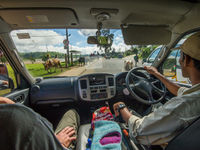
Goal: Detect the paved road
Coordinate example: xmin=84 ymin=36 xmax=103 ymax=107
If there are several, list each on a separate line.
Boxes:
xmin=82 ymin=58 xmax=124 ymax=75
xmin=81 ymin=56 xmax=142 ymax=75
xmin=57 ymin=56 xmax=142 ymax=76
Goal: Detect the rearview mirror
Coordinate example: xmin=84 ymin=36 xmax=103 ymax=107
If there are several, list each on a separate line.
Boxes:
xmin=87 ymin=36 xmax=112 ymax=45
xmin=87 ymin=36 xmax=98 ymax=44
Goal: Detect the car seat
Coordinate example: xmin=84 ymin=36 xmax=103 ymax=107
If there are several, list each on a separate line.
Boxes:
xmin=166 ymin=117 xmax=200 ymax=150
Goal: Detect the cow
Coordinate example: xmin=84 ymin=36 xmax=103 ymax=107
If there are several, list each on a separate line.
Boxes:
xmin=124 ymin=60 xmax=134 ymax=71
xmin=78 ymin=57 xmax=85 ymax=66
xmin=43 ymin=58 xmax=62 ymax=73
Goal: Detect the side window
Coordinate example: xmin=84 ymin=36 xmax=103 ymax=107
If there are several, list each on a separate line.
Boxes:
xmin=148 ymin=48 xmax=161 ymax=63
xmin=163 ymin=50 xmax=178 ymax=77
xmin=162 ymin=39 xmax=189 ymax=84
xmin=0 ymin=51 xmax=17 ymax=96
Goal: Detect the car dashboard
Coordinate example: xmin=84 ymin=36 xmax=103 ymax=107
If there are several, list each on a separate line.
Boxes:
xmin=30 ymin=72 xmax=176 ymax=107
xmin=30 ymin=73 xmax=118 ymax=105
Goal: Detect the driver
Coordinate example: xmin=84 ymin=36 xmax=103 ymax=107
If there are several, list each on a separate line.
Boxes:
xmin=113 ymin=32 xmax=200 ymax=146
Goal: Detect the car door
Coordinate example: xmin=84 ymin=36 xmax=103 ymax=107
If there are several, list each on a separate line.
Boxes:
xmin=0 ymin=41 xmax=31 ymax=105
xmin=160 ymin=33 xmax=195 ymax=87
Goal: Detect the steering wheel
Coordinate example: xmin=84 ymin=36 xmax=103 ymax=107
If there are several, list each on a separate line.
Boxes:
xmin=125 ymin=67 xmax=166 ymax=104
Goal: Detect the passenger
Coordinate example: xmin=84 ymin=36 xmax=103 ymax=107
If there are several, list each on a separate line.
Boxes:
xmin=0 ymin=97 xmax=79 ymax=150
xmin=113 ymin=32 xmax=200 ymax=146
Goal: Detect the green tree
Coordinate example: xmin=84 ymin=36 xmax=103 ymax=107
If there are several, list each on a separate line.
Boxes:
xmin=124 ymin=50 xmax=133 ymax=56
xmin=138 ymin=45 xmax=159 ymax=59
xmin=133 ymin=48 xmax=138 ymax=54
xmin=0 ymin=56 xmax=6 ymax=64
xmin=42 ymin=53 xmax=50 ymax=62
xmin=29 ymin=56 xmax=36 ymax=64
xmin=19 ymin=52 xmax=65 ymax=60
xmin=139 ymin=47 xmax=151 ymax=59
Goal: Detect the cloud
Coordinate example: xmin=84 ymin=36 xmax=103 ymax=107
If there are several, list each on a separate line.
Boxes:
xmin=11 ymin=29 xmax=131 ymax=55
xmin=78 ymin=29 xmax=97 ymax=36
xmin=11 ymin=29 xmax=101 ymax=55
xmin=76 ymin=41 xmax=82 ymax=46
xmin=112 ymin=34 xmax=131 ymax=52
xmin=77 ymin=30 xmax=83 ymax=36
xmin=71 ymin=45 xmax=99 ymax=54
xmin=114 ymin=36 xmax=124 ymax=44
xmin=112 ymin=42 xmax=131 ymax=52
xmin=11 ymin=29 xmax=66 ymax=53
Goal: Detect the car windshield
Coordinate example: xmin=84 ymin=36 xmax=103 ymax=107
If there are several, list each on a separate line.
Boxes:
xmin=11 ymin=29 xmax=157 ymax=78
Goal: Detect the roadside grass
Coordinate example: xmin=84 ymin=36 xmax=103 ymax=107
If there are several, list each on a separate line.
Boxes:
xmin=0 ymin=61 xmax=79 ymax=96
xmin=25 ymin=63 xmax=66 ymax=77
xmin=25 ymin=61 xmax=79 ymax=77
xmin=0 ymin=65 xmax=17 ymax=96
xmin=7 ymin=65 xmax=17 ymax=87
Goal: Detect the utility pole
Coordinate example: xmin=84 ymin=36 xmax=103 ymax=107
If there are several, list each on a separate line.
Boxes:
xmin=46 ymin=44 xmax=48 ymax=52
xmin=66 ymin=28 xmax=70 ymax=65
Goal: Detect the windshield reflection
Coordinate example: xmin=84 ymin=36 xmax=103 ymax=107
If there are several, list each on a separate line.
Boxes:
xmin=11 ymin=29 xmax=151 ymax=77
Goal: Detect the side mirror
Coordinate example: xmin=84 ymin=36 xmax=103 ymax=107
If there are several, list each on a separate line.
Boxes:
xmin=8 ymin=78 xmax=14 ymax=90
xmin=142 ymin=58 xmax=147 ymax=63
xmin=163 ymin=58 xmax=177 ymax=77
xmin=0 ymin=64 xmax=14 ymax=90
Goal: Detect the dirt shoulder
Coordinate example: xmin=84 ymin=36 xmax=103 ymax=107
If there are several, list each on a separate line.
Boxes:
xmin=57 ymin=66 xmax=86 ymax=76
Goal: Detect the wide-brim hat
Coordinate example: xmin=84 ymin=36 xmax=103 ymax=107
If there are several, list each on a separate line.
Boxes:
xmin=172 ymin=32 xmax=200 ymax=61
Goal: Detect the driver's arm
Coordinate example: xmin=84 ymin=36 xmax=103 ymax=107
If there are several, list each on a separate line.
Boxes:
xmin=113 ymin=100 xmax=187 ymax=146
xmin=144 ymin=66 xmax=181 ymax=96
xmin=113 ymin=102 xmax=133 ymax=123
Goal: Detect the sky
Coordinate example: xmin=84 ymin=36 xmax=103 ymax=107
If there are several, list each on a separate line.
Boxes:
xmin=11 ymin=29 xmax=131 ymax=55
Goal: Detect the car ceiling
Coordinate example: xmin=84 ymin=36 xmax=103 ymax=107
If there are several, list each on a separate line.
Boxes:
xmin=0 ymin=0 xmax=200 ymax=43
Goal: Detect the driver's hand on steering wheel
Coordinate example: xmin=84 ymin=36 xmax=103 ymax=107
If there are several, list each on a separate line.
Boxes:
xmin=144 ymin=66 xmax=160 ymax=76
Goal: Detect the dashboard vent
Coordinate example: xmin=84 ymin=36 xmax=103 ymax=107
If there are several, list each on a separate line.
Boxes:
xmin=108 ymin=78 xmax=114 ymax=86
xmin=80 ymin=80 xmax=87 ymax=89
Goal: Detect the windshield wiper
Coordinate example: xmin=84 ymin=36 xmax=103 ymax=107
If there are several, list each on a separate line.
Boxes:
xmin=43 ymin=76 xmax=73 ymax=79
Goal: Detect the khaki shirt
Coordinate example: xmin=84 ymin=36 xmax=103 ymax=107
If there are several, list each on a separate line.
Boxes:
xmin=128 ymin=83 xmax=200 ymax=146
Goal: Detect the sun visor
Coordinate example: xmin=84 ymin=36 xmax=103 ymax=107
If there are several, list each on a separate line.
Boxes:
xmin=0 ymin=9 xmax=78 ymax=29
xmin=121 ymin=25 xmax=172 ymax=45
